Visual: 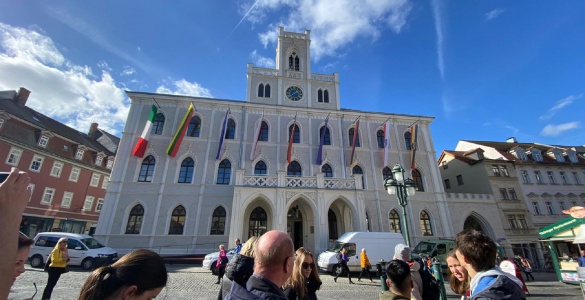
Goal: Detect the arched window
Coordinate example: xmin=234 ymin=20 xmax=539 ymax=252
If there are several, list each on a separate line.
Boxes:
xmin=125 ymin=204 xmax=144 ymax=234
xmin=289 ymin=124 xmax=300 ymax=143
xmin=352 ymin=165 xmax=365 ymax=189
xmin=151 ymin=113 xmax=165 ymax=135
xmin=366 ymin=211 xmax=371 ymax=231
xmin=319 ymin=126 xmax=331 ymax=145
xmin=217 ymin=159 xmax=231 ymax=184
xmin=412 ymin=169 xmax=424 ymax=191
xmin=318 ymin=89 xmax=323 ymax=102
xmin=178 ymin=157 xmax=194 ymax=183
xmin=389 ymin=210 xmax=402 ymax=233
xmin=265 ymin=84 xmax=271 ymax=98
xmin=249 ymin=207 xmax=267 ymax=238
xmin=328 ymin=209 xmax=338 ymax=240
xmin=289 ymin=52 xmax=300 ymax=71
xmin=287 ymin=161 xmax=301 ymax=177
xmin=225 ymin=119 xmax=236 ymax=139
xmin=210 ymin=206 xmax=226 ymax=235
xmin=404 ymin=131 xmax=412 ymax=150
xmin=349 ymin=128 xmax=360 ymax=147
xmin=138 ymin=155 xmax=155 ymax=182
xmin=186 ymin=116 xmax=201 ymax=137
xmin=259 ymin=121 xmax=269 ymax=142
xmin=168 ymin=205 xmax=186 ymax=235
xmin=377 ymin=129 xmax=385 ymax=148
xmin=382 ymin=167 xmax=392 ymax=180
xmin=322 ymin=164 xmax=333 ymax=177
xmin=420 ymin=210 xmax=433 ymax=236
xmin=258 ymin=83 xmax=264 ymax=97
xmin=254 ymin=161 xmax=267 ymax=175
xmin=324 ymin=90 xmax=329 ymax=103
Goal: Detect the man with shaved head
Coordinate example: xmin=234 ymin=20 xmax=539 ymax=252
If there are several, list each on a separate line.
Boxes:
xmin=227 ymin=230 xmax=294 ymax=299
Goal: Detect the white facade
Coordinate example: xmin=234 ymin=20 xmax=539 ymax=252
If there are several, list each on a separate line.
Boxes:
xmin=95 ymin=27 xmax=453 ymax=255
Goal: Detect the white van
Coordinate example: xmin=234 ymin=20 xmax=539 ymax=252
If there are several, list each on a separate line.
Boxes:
xmin=29 ymin=232 xmax=118 ymax=270
xmin=317 ymin=232 xmax=404 ymax=274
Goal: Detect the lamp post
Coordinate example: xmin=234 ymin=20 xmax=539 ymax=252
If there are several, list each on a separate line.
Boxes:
xmin=384 ymin=164 xmax=416 ymax=247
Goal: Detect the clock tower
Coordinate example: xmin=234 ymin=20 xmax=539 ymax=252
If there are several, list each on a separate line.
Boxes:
xmin=247 ymin=27 xmax=340 ymax=110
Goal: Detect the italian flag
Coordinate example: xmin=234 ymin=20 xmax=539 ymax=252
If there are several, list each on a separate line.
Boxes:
xmin=166 ymin=104 xmax=195 ymax=157
xmin=132 ymin=105 xmax=157 ymax=158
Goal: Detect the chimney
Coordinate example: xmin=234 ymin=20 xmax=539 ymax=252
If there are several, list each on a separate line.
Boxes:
xmin=16 ymin=87 xmax=31 ymax=106
xmin=506 ymin=137 xmax=517 ymax=143
xmin=88 ymin=123 xmax=99 ymax=138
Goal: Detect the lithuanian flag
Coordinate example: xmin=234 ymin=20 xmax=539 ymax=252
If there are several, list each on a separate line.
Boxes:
xmin=132 ymin=105 xmax=158 ymax=158
xmin=166 ymin=104 xmax=195 ymax=157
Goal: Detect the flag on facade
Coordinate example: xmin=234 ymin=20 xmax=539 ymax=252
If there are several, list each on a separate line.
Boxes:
xmin=287 ymin=117 xmax=296 ymax=164
xmin=383 ymin=121 xmax=391 ymax=167
xmin=316 ymin=115 xmax=329 ymax=165
xmin=132 ymin=104 xmax=157 ymax=158
xmin=349 ymin=118 xmax=360 ymax=165
xmin=166 ymin=104 xmax=195 ymax=157
xmin=410 ymin=124 xmax=418 ymax=169
xmin=215 ymin=109 xmax=231 ymax=160
xmin=249 ymin=116 xmax=263 ymax=161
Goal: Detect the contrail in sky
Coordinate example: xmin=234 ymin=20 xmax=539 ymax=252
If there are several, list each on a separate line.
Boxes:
xmin=228 ymin=0 xmax=260 ymax=38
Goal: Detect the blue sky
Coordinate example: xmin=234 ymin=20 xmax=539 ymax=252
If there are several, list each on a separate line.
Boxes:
xmin=0 ymin=1 xmax=584 ymax=156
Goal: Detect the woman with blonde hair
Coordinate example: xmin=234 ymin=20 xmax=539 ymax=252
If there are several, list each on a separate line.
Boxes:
xmin=41 ymin=237 xmax=70 ymax=300
xmin=283 ymin=247 xmax=322 ymax=300
xmin=78 ymin=249 xmax=167 ymax=300
xmin=446 ymin=250 xmax=470 ymax=299
xmin=219 ymin=236 xmax=259 ymax=299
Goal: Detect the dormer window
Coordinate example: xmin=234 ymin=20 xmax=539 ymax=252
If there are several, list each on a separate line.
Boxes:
xmin=75 ymin=149 xmax=85 ymax=160
xmin=95 ymin=156 xmax=103 ymax=166
xmin=38 ymin=135 xmax=49 ymax=148
xmin=477 ymin=151 xmax=484 ymax=160
xmin=555 ymin=152 xmax=564 ymax=162
xmin=567 ymin=151 xmax=578 ymax=163
xmin=530 ymin=149 xmax=543 ymax=162
xmin=510 ymin=147 xmax=527 ymax=161
xmin=106 ymin=159 xmax=114 ymax=169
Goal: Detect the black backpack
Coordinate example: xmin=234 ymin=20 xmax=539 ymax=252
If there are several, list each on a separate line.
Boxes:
xmin=418 ymin=267 xmax=440 ymax=300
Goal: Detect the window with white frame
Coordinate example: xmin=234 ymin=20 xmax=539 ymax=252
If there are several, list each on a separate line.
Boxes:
xmin=573 ymin=172 xmax=581 ymax=184
xmin=559 ymin=201 xmax=566 ymax=211
xmin=83 ymin=196 xmax=95 ymax=211
xmin=507 ymin=215 xmax=518 ymax=229
xmin=492 ymin=165 xmax=500 ymax=176
xmin=6 ymin=148 xmax=23 ymax=166
xmin=75 ymin=149 xmax=84 ymax=160
xmin=27 ymin=183 xmax=34 ymax=202
xmin=554 ymin=152 xmax=564 ymax=162
xmin=50 ymin=161 xmax=64 ymax=177
xmin=568 ymin=152 xmax=578 ymax=163
xmin=521 ymin=170 xmax=530 ymax=183
xmin=560 ymin=171 xmax=568 ymax=184
xmin=517 ymin=215 xmax=528 ymax=228
xmin=508 ymin=188 xmax=518 ymax=200
xmin=102 ymin=176 xmax=109 ymax=189
xmin=106 ymin=159 xmax=114 ymax=169
xmin=499 ymin=166 xmax=509 ymax=177
xmin=69 ymin=167 xmax=80 ymax=182
xmin=90 ymin=173 xmax=100 ymax=187
xmin=61 ymin=192 xmax=73 ymax=208
xmin=534 ymin=171 xmax=543 ymax=184
xmin=532 ymin=202 xmax=541 ymax=215
xmin=499 ymin=188 xmax=509 ymax=200
xmin=545 ymin=201 xmax=554 ymax=215
xmin=547 ymin=171 xmax=556 ymax=184
xmin=517 ymin=151 xmax=528 ymax=161
xmin=96 ymin=198 xmax=104 ymax=212
xmin=38 ymin=135 xmax=49 ymax=148
xmin=41 ymin=188 xmax=55 ymax=205
xmin=532 ymin=150 xmax=543 ymax=161
xmin=29 ymin=155 xmax=44 ymax=172
xmin=95 ymin=156 xmax=103 ymax=166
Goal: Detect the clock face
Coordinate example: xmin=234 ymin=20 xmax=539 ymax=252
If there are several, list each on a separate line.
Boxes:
xmin=286 ymin=86 xmax=303 ymax=101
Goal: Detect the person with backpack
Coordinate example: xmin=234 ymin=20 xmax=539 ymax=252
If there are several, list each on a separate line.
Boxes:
xmin=333 ymin=248 xmax=354 ymax=284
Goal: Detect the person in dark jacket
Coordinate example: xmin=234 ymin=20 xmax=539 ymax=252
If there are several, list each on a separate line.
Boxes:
xmin=333 ymin=248 xmax=354 ymax=284
xmin=219 ymin=236 xmax=259 ymax=300
xmin=283 ymin=247 xmax=322 ymax=300
xmin=455 ymin=230 xmax=526 ymax=299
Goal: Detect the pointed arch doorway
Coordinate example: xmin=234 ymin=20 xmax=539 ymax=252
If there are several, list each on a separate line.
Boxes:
xmin=287 ymin=205 xmax=303 ymax=250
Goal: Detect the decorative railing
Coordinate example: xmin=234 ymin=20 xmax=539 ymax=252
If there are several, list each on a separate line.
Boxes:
xmin=238 ymin=173 xmax=357 ymax=190
xmin=242 ymin=176 xmax=279 ymax=187
xmin=324 ymin=178 xmax=356 ymax=189
xmin=250 ymin=67 xmax=278 ymax=77
xmin=311 ymin=74 xmax=335 ymax=82
xmin=287 ymin=71 xmax=303 ymax=79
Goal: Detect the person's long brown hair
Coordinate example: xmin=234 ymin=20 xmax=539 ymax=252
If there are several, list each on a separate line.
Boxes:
xmin=284 ymin=247 xmax=321 ymax=299
xmin=447 ymin=250 xmax=469 ymax=295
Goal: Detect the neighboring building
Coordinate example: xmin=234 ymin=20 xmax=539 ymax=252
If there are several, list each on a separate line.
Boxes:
xmin=95 ymin=27 xmax=454 ymax=255
xmin=438 ymin=139 xmax=585 ymax=267
xmin=0 ymin=88 xmax=119 ymax=237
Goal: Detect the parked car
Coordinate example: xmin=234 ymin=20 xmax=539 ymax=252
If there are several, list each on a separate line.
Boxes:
xmin=411 ymin=238 xmax=455 ymax=274
xmin=29 ymin=232 xmax=118 ymax=270
xmin=202 ymin=248 xmax=235 ymax=275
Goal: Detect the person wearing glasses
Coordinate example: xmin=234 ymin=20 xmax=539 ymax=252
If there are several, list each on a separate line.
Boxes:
xmin=41 ymin=237 xmax=70 ymax=300
xmin=283 ymin=247 xmax=322 ymax=300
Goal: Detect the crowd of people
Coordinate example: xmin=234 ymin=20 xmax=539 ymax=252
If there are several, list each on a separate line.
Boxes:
xmin=3 ymin=168 xmax=534 ymax=300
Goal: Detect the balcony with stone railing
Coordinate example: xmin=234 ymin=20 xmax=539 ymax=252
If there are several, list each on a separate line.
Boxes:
xmin=235 ymin=170 xmax=360 ymax=190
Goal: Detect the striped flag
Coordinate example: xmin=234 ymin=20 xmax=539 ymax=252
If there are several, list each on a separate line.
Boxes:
xmin=349 ymin=118 xmax=360 ymax=165
xmin=287 ymin=118 xmax=296 ymax=164
xmin=410 ymin=124 xmax=418 ymax=169
xmin=215 ymin=109 xmax=231 ymax=160
xmin=166 ymin=104 xmax=195 ymax=157
xmin=316 ymin=115 xmax=329 ymax=165
xmin=132 ymin=104 xmax=157 ymax=158
xmin=249 ymin=117 xmax=263 ymax=161
xmin=383 ymin=121 xmax=391 ymax=167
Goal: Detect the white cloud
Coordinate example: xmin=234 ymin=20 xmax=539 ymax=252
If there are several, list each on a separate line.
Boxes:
xmin=485 ymin=8 xmax=505 ymax=21
xmin=431 ymin=0 xmax=445 ymax=82
xmin=250 ymin=50 xmax=275 ymax=68
xmin=241 ymin=0 xmax=412 ymax=61
xmin=541 ymin=122 xmax=581 ymax=137
xmin=0 ymin=23 xmax=129 ymax=135
xmin=539 ymin=93 xmax=583 ymax=120
xmin=97 ymin=61 xmax=112 ymax=71
xmin=121 ymin=66 xmax=136 ymax=76
xmin=156 ymin=79 xmax=213 ymax=98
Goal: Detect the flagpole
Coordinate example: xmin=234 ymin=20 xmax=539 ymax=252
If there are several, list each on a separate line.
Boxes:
xmin=152 ymin=98 xmax=161 ymax=108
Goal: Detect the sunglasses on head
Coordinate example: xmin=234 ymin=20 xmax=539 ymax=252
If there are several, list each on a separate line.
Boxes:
xmin=301 ymin=262 xmax=315 ymax=270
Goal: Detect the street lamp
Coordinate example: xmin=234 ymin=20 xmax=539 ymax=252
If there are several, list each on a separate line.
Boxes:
xmin=384 ymin=164 xmax=416 ymax=247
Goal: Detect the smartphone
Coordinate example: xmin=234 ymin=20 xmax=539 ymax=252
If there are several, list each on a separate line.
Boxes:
xmin=0 ymin=172 xmax=9 ymax=183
